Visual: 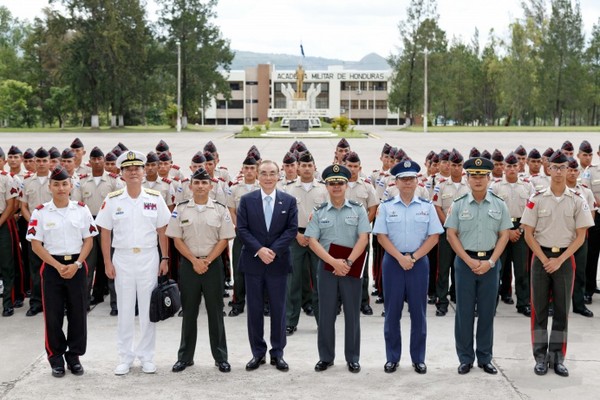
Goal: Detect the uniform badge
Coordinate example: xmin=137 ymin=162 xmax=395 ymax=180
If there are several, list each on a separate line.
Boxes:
xmin=116 ymin=207 xmax=124 ymax=215
xmin=526 ymin=200 xmax=535 ymax=209
xmin=89 ymin=225 xmax=97 ymax=234
xmin=27 ymin=227 xmax=36 ymax=236
xmin=144 ymin=202 xmax=157 ymax=210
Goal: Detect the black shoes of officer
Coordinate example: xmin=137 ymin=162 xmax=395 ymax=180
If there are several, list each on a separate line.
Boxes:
xmin=413 ymin=363 xmax=427 ymax=374
xmin=517 ymin=305 xmax=531 ymax=317
xmin=347 ymin=362 xmax=361 ymax=373
xmin=375 ymin=297 xmax=384 ymax=304
xmin=501 ymin=296 xmax=514 ymax=305
xmin=14 ymin=299 xmax=23 ymax=308
xmin=245 ymin=356 xmax=266 ymax=371
xmin=315 ymin=360 xmax=334 ymax=372
xmin=553 ymin=362 xmax=569 ymax=377
xmin=110 ymin=309 xmax=118 ymax=316
xmin=573 ymin=307 xmax=594 ymax=317
xmin=435 ymin=307 xmax=447 ymax=317
xmin=270 ymin=357 xmax=289 ymax=372
xmin=584 ymin=295 xmax=592 ymax=305
xmin=457 ymin=363 xmax=473 ymax=375
xmin=52 ymin=366 xmax=65 ymax=378
xmin=222 ymin=291 xmax=230 ymax=298
xmin=595 ymin=287 xmax=600 ymax=294
xmin=172 ymin=360 xmax=194 ymax=372
xmin=371 ymin=289 xmax=379 ymax=296
xmin=286 ymin=326 xmax=297 ymax=336
xmin=26 ymin=307 xmax=42 ymax=317
xmin=360 ymin=304 xmax=373 ymax=315
xmin=534 ymin=360 xmax=548 ymax=375
xmin=67 ymin=362 xmax=84 ymax=376
xmin=302 ymin=304 xmax=314 ymax=316
xmin=215 ymin=361 xmax=231 ymax=373
xmin=229 ymin=308 xmax=242 ymax=317
xmin=2 ymin=307 xmax=14 ymax=317
xmin=427 ymin=295 xmax=436 ymax=305
xmin=384 ymin=362 xmax=398 ymax=373
xmin=478 ymin=362 xmax=498 ymax=374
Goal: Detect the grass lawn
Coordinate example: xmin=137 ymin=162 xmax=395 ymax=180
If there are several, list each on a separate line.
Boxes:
xmin=234 ymin=120 xmax=368 ymax=138
xmin=401 ymin=125 xmax=600 ymax=133
xmin=0 ymin=125 xmax=215 ymax=133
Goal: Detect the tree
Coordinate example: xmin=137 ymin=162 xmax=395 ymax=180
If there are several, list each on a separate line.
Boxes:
xmin=584 ymin=19 xmax=600 ymax=125
xmin=0 ymin=79 xmax=33 ymax=127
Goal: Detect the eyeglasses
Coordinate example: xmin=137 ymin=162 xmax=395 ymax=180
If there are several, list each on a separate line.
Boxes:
xmin=550 ymin=165 xmax=567 ymax=171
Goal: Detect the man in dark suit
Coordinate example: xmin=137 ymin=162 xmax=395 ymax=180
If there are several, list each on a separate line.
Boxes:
xmin=236 ymin=160 xmax=298 ymax=372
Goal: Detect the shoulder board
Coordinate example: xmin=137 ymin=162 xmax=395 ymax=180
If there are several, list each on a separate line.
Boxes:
xmin=214 ymin=201 xmax=226 ymax=208
xmin=172 ymin=176 xmax=181 ymax=181
xmin=364 ymin=177 xmax=372 ymax=184
xmin=24 ymin=173 xmax=33 ymax=179
xmin=453 ymin=193 xmax=468 ymax=202
xmin=533 ymin=189 xmax=546 ymax=197
xmin=418 ymin=182 xmax=425 ymax=187
xmin=218 ymin=177 xmax=226 ymax=182
xmin=77 ymin=201 xmax=85 ymax=207
xmin=219 ymin=166 xmax=228 ymax=170
xmin=382 ymin=197 xmax=394 ymax=203
xmin=568 ymin=188 xmax=581 ymax=196
xmin=171 ymin=165 xmax=180 ymax=170
xmin=494 ymin=178 xmax=502 ymax=183
xmin=79 ymin=173 xmax=89 ymax=179
xmin=108 ymin=188 xmax=125 ymax=198
xmin=0 ymin=171 xmax=7 ymax=176
xmin=349 ymin=200 xmax=362 ymax=207
xmin=176 ymin=200 xmax=190 ymax=206
xmin=161 ymin=177 xmax=172 ymax=184
xmin=418 ymin=197 xmax=432 ymax=203
xmin=438 ymin=177 xmax=447 ymax=183
xmin=181 ymin=178 xmax=190 ymax=183
xmin=531 ymin=173 xmax=539 ymax=177
xmin=144 ymin=188 xmax=160 ymax=196
xmin=211 ymin=178 xmax=218 ymax=183
xmin=581 ymin=183 xmax=589 ymax=188
xmin=388 ymin=182 xmax=396 ymax=187
xmin=231 ymin=182 xmax=239 ymax=187
xmin=285 ymin=180 xmax=295 ymax=185
xmin=109 ymin=172 xmax=119 ymax=179
xmin=9 ymin=172 xmax=15 ymax=177
xmin=317 ymin=180 xmax=326 ymax=185
xmin=314 ymin=202 xmax=328 ymax=211
xmin=372 ymin=169 xmax=378 ymax=172
xmin=490 ymin=192 xmax=504 ymax=201
xmin=35 ymin=204 xmax=44 ymax=210
xmin=522 ymin=178 xmax=530 ymax=183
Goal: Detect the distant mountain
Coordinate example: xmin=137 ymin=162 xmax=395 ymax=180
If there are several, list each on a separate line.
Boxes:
xmin=229 ymin=51 xmax=390 ymax=71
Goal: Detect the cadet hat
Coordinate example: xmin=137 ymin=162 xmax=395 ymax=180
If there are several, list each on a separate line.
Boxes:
xmin=155 ymin=140 xmax=169 ymax=152
xmin=24 ymin=148 xmax=35 ymax=159
xmin=158 ymin=152 xmax=172 ymax=162
xmin=296 ymin=141 xmax=308 ymax=152
xmin=464 ymin=157 xmax=494 ymax=175
xmin=117 ymin=150 xmax=146 ymax=169
xmin=203 ymin=151 xmax=215 ymax=162
xmin=579 ymin=140 xmax=593 ymax=154
xmin=111 ymin=146 xmax=124 ymax=157
xmin=561 ymin=140 xmax=574 ymax=151
xmin=504 ymin=152 xmax=519 ymax=165
xmin=549 ymin=150 xmax=568 ymax=164
xmin=336 ymin=138 xmax=350 ymax=149
xmin=481 ymin=149 xmax=492 ymax=160
xmin=50 ymin=166 xmax=70 ymax=181
xmin=425 ymin=150 xmax=435 ymax=161
xmin=70 ymin=137 xmax=84 ymax=149
xmin=527 ymin=148 xmax=541 ymax=159
xmin=542 ymin=147 xmax=554 ymax=158
xmin=321 ymin=164 xmax=351 ymax=183
xmin=469 ymin=147 xmax=481 ymax=158
xmin=8 ymin=145 xmax=21 ymax=155
xmin=382 ymin=143 xmax=393 ymax=155
xmin=0 ymin=147 xmax=4 ymax=158
xmin=514 ymin=145 xmax=527 ymax=156
xmin=344 ymin=151 xmax=361 ymax=163
xmin=289 ymin=141 xmax=299 ymax=152
xmin=49 ymin=147 xmax=61 ymax=159
xmin=242 ymin=154 xmax=258 ymax=165
xmin=439 ymin=149 xmax=450 ymax=161
xmin=35 ymin=147 xmax=50 ymax=158
xmin=90 ymin=146 xmax=104 ymax=158
xmin=191 ymin=151 xmax=206 ymax=164
xmin=105 ymin=152 xmax=117 ymax=162
xmin=146 ymin=151 xmax=159 ymax=163
xmin=389 ymin=147 xmax=398 ymax=159
xmin=61 ymin=148 xmax=75 ymax=159
xmin=203 ymin=141 xmax=217 ymax=153
xmin=449 ymin=148 xmax=464 ymax=164
xmin=394 ymin=148 xmax=407 ymax=161
xmin=567 ymin=157 xmax=579 ymax=169
xmin=430 ymin=153 xmax=440 ymax=163
xmin=390 ymin=159 xmax=421 ymax=178
xmin=491 ymin=149 xmax=504 ymax=162
xmin=282 ymin=151 xmax=297 ymax=164
xmin=297 ymin=150 xmax=314 ymax=163
xmin=117 ymin=142 xmax=128 ymax=151
xmin=191 ymin=167 xmax=211 ymax=181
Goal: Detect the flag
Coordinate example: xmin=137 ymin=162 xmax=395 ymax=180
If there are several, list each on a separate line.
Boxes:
xmin=300 ymin=44 xmax=305 ymax=58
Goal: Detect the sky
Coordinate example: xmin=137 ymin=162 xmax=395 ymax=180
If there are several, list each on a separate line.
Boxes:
xmin=1 ymin=0 xmax=599 ymax=61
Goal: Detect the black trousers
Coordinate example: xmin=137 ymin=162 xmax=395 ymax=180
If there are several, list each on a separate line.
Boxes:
xmin=585 ymin=216 xmax=600 ymax=296
xmin=41 ymin=256 xmax=87 ymax=368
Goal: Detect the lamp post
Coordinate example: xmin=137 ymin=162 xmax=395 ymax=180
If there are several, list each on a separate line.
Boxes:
xmin=348 ymin=83 xmax=352 ymax=122
xmin=250 ymin=84 xmax=253 ymax=127
xmin=176 ymin=40 xmax=182 ymax=132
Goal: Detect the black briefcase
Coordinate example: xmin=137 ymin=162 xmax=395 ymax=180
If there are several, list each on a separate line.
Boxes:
xmin=149 ymin=275 xmax=181 ymax=322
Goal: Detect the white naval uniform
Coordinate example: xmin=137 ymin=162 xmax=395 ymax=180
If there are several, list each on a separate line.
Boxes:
xmin=94 ymin=187 xmax=171 ymax=365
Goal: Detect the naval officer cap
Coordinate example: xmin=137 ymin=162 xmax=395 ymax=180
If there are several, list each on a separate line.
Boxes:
xmin=390 ymin=159 xmax=421 ymax=179
xmin=117 ymin=150 xmax=146 ymax=169
xmin=50 ymin=166 xmax=70 ymax=181
xmin=322 ymin=164 xmax=351 ymax=183
xmin=191 ymin=167 xmax=211 ymax=181
xmin=464 ymin=157 xmax=494 ymax=175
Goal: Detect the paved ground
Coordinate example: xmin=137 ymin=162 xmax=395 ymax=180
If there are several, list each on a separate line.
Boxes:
xmin=1 ymin=127 xmax=599 ymax=399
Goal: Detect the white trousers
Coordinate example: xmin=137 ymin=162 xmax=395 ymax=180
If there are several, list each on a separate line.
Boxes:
xmin=113 ymin=248 xmax=158 ymax=364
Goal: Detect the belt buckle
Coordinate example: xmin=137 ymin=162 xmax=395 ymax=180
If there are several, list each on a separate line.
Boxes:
xmin=64 ymin=255 xmax=72 ymax=261
xmin=477 ymin=251 xmax=486 ymax=257
xmin=511 ymin=217 xmax=517 ymax=222
xmin=133 ymin=248 xmax=141 ymax=254
xmin=551 ymin=247 xmax=560 ymax=253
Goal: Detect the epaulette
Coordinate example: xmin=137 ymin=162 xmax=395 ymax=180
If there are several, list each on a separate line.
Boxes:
xmin=532 ymin=189 xmax=546 ymax=197
xmin=143 ymin=188 xmax=160 ymax=196
xmin=0 ymin=171 xmax=7 ymax=176
xmin=453 ymin=193 xmax=468 ymax=202
xmin=211 ymin=178 xmax=218 ymax=183
xmin=531 ymin=173 xmax=539 ymax=177
xmin=9 ymin=172 xmax=15 ymax=177
xmin=388 ymin=182 xmax=396 ymax=187
xmin=172 ymin=165 xmax=180 ymax=170
xmin=161 ymin=177 xmax=172 ymax=184
xmin=230 ymin=181 xmax=239 ymax=187
xmin=382 ymin=197 xmax=395 ymax=203
xmin=372 ymin=169 xmax=379 ymax=173
xmin=109 ymin=172 xmax=119 ymax=179
xmin=418 ymin=182 xmax=425 ymax=187
xmin=285 ymin=179 xmax=296 ymax=186
xmin=438 ymin=177 xmax=447 ymax=183
xmin=218 ymin=177 xmax=226 ymax=182
xmin=494 ymin=178 xmax=502 ymax=183
xmin=77 ymin=201 xmax=85 ymax=207
xmin=219 ymin=166 xmax=228 ymax=170
xmin=35 ymin=204 xmax=44 ymax=210
xmin=568 ymin=187 xmax=581 ymax=197
xmin=176 ymin=200 xmax=190 ymax=206
xmin=581 ymin=183 xmax=589 ymax=188
xmin=172 ymin=176 xmax=181 ymax=182
xmin=348 ymin=200 xmax=362 ymax=207
xmin=24 ymin=173 xmax=33 ymax=179
xmin=108 ymin=188 xmax=125 ymax=198
xmin=523 ymin=178 xmax=530 ymax=183
xmin=318 ymin=180 xmax=326 ymax=185
xmin=314 ymin=202 xmax=328 ymax=211
xmin=79 ymin=173 xmax=89 ymax=179
xmin=418 ymin=197 xmax=432 ymax=203
xmin=181 ymin=178 xmax=190 ymax=183
xmin=490 ymin=192 xmax=504 ymax=201
xmin=214 ymin=201 xmax=226 ymax=208
xmin=364 ymin=177 xmax=372 ymax=184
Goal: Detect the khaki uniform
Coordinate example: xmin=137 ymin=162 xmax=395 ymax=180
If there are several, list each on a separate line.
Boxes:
xmin=370 ymin=169 xmax=391 ymax=201
xmin=142 ymin=177 xmax=175 ymax=207
xmin=528 ymin=174 xmax=551 ymax=192
xmin=75 ymin=164 xmax=91 ymax=176
xmin=0 ymin=172 xmax=18 ymax=310
xmin=215 ymin=167 xmax=232 ymax=185
xmin=168 ymin=165 xmax=185 ymax=181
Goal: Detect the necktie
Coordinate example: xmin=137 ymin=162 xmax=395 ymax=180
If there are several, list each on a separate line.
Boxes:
xmin=264 ymin=196 xmax=273 ymax=230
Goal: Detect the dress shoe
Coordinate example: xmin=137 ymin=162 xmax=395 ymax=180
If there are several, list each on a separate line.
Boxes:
xmin=229 ymin=308 xmax=242 ymax=317
xmin=478 ymin=362 xmax=498 ymax=374
xmin=110 ymin=309 xmax=118 ymax=316
xmin=51 ymin=366 xmax=65 ymax=378
xmin=90 ymin=297 xmax=104 ymax=305
xmin=384 ymin=361 xmax=398 ymax=373
xmin=427 ymin=295 xmax=436 ymax=305
xmin=14 ymin=299 xmax=23 ymax=308
xmin=314 ymin=360 xmax=334 ymax=372
xmin=224 ymin=282 xmax=233 ymax=290
xmin=381 ymin=311 xmax=385 ymax=317
xmin=286 ymin=326 xmax=297 ymax=336
xmin=67 ymin=363 xmax=84 ymax=376
xmin=435 ymin=307 xmax=447 ymax=317
xmin=245 ymin=356 xmax=266 ymax=371
xmin=413 ymin=362 xmax=427 ymax=374
xmin=114 ymin=363 xmax=131 ymax=375
xmin=517 ymin=305 xmax=531 ymax=317
xmin=450 ymin=295 xmax=456 ymax=303
xmin=172 ymin=360 xmax=194 ymax=372
xmin=534 ymin=361 xmax=548 ymax=375
xmin=573 ymin=307 xmax=594 ymax=317
xmin=26 ymin=307 xmax=42 ymax=317
xmin=371 ymin=289 xmax=379 ymax=296
xmin=347 ymin=362 xmax=361 ymax=373
xmin=270 ymin=357 xmax=289 ymax=371
xmin=502 ymin=296 xmax=514 ymax=305
xmin=2 ymin=307 xmax=14 ymax=317
xmin=142 ymin=361 xmax=157 ymax=374
xmin=222 ymin=291 xmax=230 ymax=298
xmin=303 ymin=305 xmax=314 ymax=316
xmin=553 ymin=362 xmax=569 ymax=377
xmin=375 ymin=297 xmax=384 ymax=304
xmin=215 ymin=361 xmax=231 ymax=373
xmin=584 ymin=295 xmax=592 ymax=305
xmin=457 ymin=363 xmax=473 ymax=375
xmin=595 ymin=287 xmax=600 ymax=294
xmin=360 ymin=304 xmax=373 ymax=315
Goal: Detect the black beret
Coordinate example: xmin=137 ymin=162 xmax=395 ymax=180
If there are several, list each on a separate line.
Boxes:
xmin=7 ymin=145 xmax=21 ymax=155
xmin=191 ymin=151 xmax=206 ymax=164
xmin=549 ymin=150 xmax=568 ymax=164
xmin=191 ymin=168 xmax=211 ymax=181
xmin=336 ymin=138 xmax=350 ymax=149
xmin=70 ymin=137 xmax=84 ymax=149
xmin=61 ymin=148 xmax=74 ymax=159
xmin=146 ymin=151 xmax=159 ymax=163
xmin=203 ymin=141 xmax=217 ymax=153
xmin=50 ymin=166 xmax=69 ymax=181
xmin=90 ymin=146 xmax=104 ymax=158
xmin=282 ymin=152 xmax=297 ymax=164
xmin=491 ymin=149 xmax=504 ymax=162
xmin=514 ymin=145 xmax=527 ymax=156
xmin=527 ymin=148 xmax=541 ymax=159
xmin=155 ymin=140 xmax=169 ymax=152
xmin=35 ymin=147 xmax=49 ymax=158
